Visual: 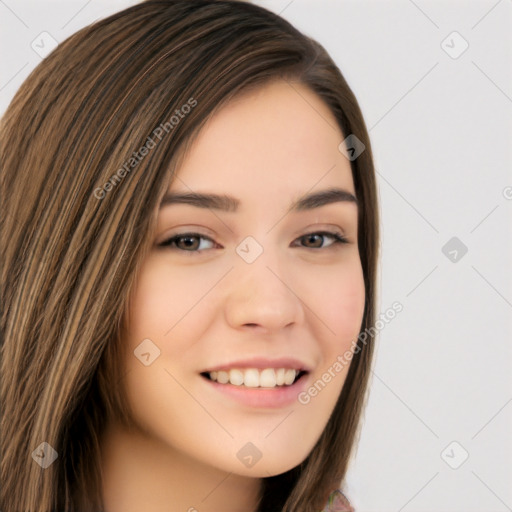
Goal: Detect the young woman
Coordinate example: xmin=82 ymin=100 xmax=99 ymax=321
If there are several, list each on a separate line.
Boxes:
xmin=0 ymin=1 xmax=379 ymax=511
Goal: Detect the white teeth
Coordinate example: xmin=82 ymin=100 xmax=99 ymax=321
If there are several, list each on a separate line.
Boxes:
xmin=228 ymin=369 xmax=244 ymax=386
xmin=284 ymin=368 xmax=296 ymax=385
xmin=244 ymin=369 xmax=260 ymax=387
xmin=260 ymin=368 xmax=276 ymax=387
xmin=217 ymin=370 xmax=229 ymax=384
xmin=206 ymin=368 xmax=301 ymax=387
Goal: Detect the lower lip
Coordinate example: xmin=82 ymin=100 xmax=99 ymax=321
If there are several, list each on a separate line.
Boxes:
xmin=201 ymin=373 xmax=310 ymax=409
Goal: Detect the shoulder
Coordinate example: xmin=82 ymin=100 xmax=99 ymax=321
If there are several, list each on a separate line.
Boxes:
xmin=321 ymin=489 xmax=355 ymax=512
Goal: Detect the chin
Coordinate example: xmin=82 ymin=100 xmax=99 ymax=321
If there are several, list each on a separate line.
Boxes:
xmin=219 ymin=448 xmax=311 ymax=478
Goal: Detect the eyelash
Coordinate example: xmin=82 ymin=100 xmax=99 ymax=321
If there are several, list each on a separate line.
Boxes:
xmin=158 ymin=230 xmax=349 ymax=253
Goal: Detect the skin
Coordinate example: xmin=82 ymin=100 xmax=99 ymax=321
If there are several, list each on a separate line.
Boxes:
xmin=100 ymin=79 xmax=366 ymax=512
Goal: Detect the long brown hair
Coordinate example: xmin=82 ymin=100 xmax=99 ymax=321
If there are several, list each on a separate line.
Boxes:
xmin=0 ymin=1 xmax=379 ymax=510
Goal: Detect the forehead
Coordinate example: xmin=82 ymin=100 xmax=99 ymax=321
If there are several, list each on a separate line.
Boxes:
xmin=168 ymin=80 xmax=355 ymax=203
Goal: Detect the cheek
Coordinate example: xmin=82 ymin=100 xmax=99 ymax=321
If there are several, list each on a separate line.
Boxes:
xmin=303 ymin=259 xmax=365 ymax=347
xmin=126 ymin=259 xmax=217 ymax=352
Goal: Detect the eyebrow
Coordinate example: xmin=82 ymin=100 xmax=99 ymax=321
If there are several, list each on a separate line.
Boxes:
xmin=159 ymin=187 xmax=357 ymax=213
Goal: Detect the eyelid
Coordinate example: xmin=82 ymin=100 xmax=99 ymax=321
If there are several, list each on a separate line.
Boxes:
xmin=157 ymin=229 xmax=349 ymax=252
xmin=293 ymin=230 xmax=349 ymax=247
xmin=157 ymin=231 xmax=218 ymax=250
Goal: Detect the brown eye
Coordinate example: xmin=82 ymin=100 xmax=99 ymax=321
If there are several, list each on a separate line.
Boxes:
xmin=159 ymin=233 xmax=216 ymax=252
xmin=175 ymin=235 xmax=200 ymax=250
xmin=297 ymin=231 xmax=348 ymax=249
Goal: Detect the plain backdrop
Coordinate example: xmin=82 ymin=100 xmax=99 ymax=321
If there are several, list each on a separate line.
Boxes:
xmin=1 ymin=1 xmax=511 ymax=511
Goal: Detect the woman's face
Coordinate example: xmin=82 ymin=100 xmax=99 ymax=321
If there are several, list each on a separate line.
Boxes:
xmin=122 ymin=79 xmax=365 ymax=477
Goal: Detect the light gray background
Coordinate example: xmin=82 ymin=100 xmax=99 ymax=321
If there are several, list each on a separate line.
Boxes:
xmin=1 ymin=1 xmax=511 ymax=511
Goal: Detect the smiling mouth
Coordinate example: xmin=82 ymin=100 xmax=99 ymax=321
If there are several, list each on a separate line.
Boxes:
xmin=200 ymin=368 xmax=308 ymax=388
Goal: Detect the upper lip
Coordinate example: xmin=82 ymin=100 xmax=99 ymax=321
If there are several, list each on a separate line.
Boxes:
xmin=201 ymin=357 xmax=312 ymax=373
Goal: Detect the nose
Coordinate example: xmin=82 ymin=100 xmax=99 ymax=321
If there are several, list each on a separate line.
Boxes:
xmin=223 ymin=250 xmax=305 ymax=333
